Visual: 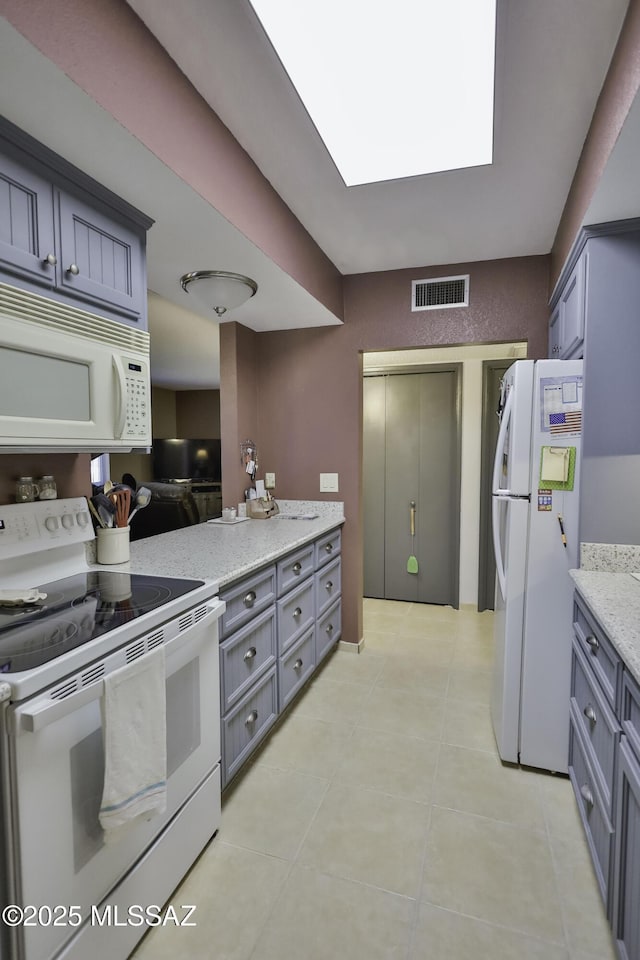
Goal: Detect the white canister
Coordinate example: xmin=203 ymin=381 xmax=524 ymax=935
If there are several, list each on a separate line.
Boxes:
xmin=96 ymin=526 xmax=130 ymax=564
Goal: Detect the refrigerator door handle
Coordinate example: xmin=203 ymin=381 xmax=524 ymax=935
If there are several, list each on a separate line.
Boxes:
xmin=492 ymin=385 xmax=514 ymax=496
xmin=492 ymin=494 xmax=507 ymax=600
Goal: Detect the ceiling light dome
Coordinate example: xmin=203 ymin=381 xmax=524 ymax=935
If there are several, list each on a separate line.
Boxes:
xmin=180 ymin=270 xmax=258 ymax=316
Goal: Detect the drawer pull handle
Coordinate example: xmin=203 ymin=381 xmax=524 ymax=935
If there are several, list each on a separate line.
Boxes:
xmin=66 ymin=263 xmax=80 ymax=276
xmin=243 ymin=591 xmax=257 ymax=607
xmin=244 ymin=646 xmax=257 ymax=662
xmin=293 ymin=562 xmax=302 ymax=575
xmin=43 ymin=252 xmax=58 ymax=267
xmin=245 ymin=710 xmax=258 ymax=726
xmin=585 ymin=634 xmax=599 ymax=652
xmin=584 ymin=704 xmax=597 ymax=724
xmin=325 ymin=543 xmax=334 ymax=553
xmin=326 ymin=623 xmax=334 ymax=634
xmin=293 ymin=607 xmax=302 ymax=618
xmin=580 ymin=783 xmax=594 ymax=808
xmin=325 ymin=581 xmax=333 ymax=591
xmin=294 ymin=658 xmax=303 ymax=671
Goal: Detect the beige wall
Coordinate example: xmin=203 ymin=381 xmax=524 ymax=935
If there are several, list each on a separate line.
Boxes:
xmin=176 ymin=391 xmax=221 ymax=439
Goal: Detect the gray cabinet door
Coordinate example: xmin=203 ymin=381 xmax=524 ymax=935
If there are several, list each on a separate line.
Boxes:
xmin=559 ymin=253 xmax=586 ymax=358
xmin=548 ymin=304 xmax=561 ymax=357
xmin=364 ymin=370 xmax=460 ymax=605
xmin=57 ymin=191 xmax=145 ymax=323
xmin=613 ymin=736 xmax=640 ymax=960
xmin=0 ymin=151 xmax=56 ymax=289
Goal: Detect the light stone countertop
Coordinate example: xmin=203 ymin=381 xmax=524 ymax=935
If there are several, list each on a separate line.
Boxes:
xmin=570 ymin=568 xmax=640 ymax=687
xmin=92 ymin=500 xmax=344 ymax=592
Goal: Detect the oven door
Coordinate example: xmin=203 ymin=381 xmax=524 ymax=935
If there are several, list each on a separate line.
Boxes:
xmin=5 ymin=600 xmax=222 ymax=960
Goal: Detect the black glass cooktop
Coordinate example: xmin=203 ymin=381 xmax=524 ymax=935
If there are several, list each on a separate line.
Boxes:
xmin=0 ymin=571 xmax=205 ymax=674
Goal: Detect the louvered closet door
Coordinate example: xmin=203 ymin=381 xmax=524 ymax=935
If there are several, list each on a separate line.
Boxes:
xmin=363 ymin=371 xmax=460 ymax=606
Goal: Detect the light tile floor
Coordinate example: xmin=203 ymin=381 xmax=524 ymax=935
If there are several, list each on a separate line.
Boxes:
xmin=132 ymin=599 xmax=617 ymax=960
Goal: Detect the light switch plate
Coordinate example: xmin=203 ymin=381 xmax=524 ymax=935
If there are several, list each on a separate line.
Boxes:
xmin=265 ymin=472 xmax=276 ymax=489
xmin=320 ymin=472 xmax=339 ymax=492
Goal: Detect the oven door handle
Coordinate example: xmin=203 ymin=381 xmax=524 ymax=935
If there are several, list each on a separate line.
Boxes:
xmin=16 ymin=600 xmax=224 ymax=734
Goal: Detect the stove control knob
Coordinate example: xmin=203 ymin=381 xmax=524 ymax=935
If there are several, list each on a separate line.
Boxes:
xmin=44 ymin=516 xmax=59 ymax=532
xmin=61 ymin=514 xmax=74 ymax=530
xmin=76 ymin=511 xmax=90 ymax=527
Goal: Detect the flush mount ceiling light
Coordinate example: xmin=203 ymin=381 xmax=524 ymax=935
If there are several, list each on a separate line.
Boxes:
xmin=179 ymin=270 xmax=258 ymax=317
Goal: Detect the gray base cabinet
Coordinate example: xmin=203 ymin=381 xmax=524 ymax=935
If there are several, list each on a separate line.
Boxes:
xmin=570 ymin=589 xmax=640 ymax=959
xmin=0 ymin=117 xmax=151 ymax=328
xmin=219 ymin=527 xmax=342 ymax=787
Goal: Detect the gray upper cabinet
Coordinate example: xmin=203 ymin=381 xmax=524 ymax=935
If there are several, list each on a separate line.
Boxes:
xmin=56 ymin=191 xmax=145 ymax=319
xmin=0 ymin=151 xmax=56 ymax=290
xmin=0 ymin=117 xmax=152 ymax=328
xmin=551 ymin=220 xmax=640 ymax=546
xmin=549 ymin=253 xmax=586 ymax=359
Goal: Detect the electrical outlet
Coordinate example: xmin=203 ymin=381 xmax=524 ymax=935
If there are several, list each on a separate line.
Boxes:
xmin=320 ymin=473 xmax=339 ymax=492
xmin=265 ymin=472 xmax=276 ymax=489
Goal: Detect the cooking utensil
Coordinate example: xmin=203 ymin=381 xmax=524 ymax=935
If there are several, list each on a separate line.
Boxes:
xmin=92 ymin=493 xmax=116 ymax=528
xmin=128 ymin=486 xmax=152 ymax=523
xmin=109 ymin=488 xmax=131 ymax=528
xmin=407 ymin=500 xmax=419 ymax=574
xmin=88 ymin=498 xmax=107 ymax=529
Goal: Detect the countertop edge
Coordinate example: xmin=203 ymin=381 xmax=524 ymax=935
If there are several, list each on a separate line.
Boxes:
xmin=570 ymin=568 xmax=640 ymax=688
xmin=90 ymin=514 xmax=345 ymax=591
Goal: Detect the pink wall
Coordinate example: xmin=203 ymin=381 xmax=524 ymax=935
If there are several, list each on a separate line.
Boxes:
xmin=243 ymin=255 xmax=550 ymax=645
xmin=220 ymin=323 xmax=260 ymax=506
xmin=0 ymin=454 xmax=92 ymax=506
xmin=0 ymin=0 xmax=343 ymax=320
xmin=551 ymin=0 xmax=640 ymax=286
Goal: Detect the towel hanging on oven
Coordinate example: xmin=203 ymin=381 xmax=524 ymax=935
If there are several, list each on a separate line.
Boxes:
xmin=99 ymin=646 xmax=167 ymax=842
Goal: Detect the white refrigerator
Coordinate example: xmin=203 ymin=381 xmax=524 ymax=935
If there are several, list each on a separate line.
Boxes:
xmin=491 ymin=358 xmax=583 ymax=773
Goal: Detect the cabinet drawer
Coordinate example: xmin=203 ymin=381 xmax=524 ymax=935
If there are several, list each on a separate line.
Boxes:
xmin=315 ymin=528 xmax=341 ymax=569
xmin=569 ymin=717 xmax=614 ymax=909
xmin=277 ymin=577 xmax=315 ymax=655
xmin=621 ymin=670 xmax=640 ymax=761
xmin=571 ymin=640 xmax=621 ymax=812
xmin=219 ymin=566 xmax=276 ymax=639
xmin=220 ymin=607 xmax=277 ymax=712
xmin=277 ymin=545 xmax=314 ymax=596
xmin=316 ymin=598 xmax=341 ymax=663
xmin=315 ymin=556 xmax=341 ymax=618
xmin=573 ymin=595 xmax=621 ymax=710
xmin=222 ymin=666 xmax=278 ymax=788
xmin=278 ymin=626 xmax=315 ymax=711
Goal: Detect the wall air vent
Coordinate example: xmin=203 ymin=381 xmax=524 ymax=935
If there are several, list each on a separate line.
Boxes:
xmin=412 ymin=275 xmax=469 ymax=311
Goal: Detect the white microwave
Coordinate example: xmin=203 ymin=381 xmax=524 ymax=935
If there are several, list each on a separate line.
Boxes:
xmin=0 ymin=282 xmax=151 ymax=452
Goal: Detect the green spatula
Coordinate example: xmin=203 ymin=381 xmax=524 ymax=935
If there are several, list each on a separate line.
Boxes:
xmin=407 ymin=500 xmax=419 ymax=574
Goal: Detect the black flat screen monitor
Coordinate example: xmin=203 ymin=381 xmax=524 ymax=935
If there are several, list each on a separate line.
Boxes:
xmin=152 ymin=439 xmax=221 ymax=481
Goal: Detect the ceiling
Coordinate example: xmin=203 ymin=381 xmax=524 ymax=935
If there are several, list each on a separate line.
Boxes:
xmin=0 ymin=0 xmax=637 ymax=389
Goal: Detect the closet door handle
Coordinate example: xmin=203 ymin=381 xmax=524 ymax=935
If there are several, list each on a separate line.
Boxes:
xmin=584 ymin=704 xmax=597 ymax=725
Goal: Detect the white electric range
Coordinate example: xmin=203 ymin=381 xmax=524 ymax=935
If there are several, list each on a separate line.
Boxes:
xmin=0 ymin=498 xmax=224 ymax=960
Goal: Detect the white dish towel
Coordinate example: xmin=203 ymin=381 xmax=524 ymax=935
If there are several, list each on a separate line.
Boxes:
xmin=99 ymin=646 xmax=167 ymax=843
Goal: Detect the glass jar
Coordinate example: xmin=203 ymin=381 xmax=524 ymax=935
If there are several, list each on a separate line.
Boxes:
xmin=15 ymin=477 xmax=38 ymax=503
xmin=38 ymin=476 xmax=57 ymax=500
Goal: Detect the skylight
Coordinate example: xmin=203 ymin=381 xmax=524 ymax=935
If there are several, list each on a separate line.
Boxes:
xmin=248 ymin=0 xmax=496 ymax=186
